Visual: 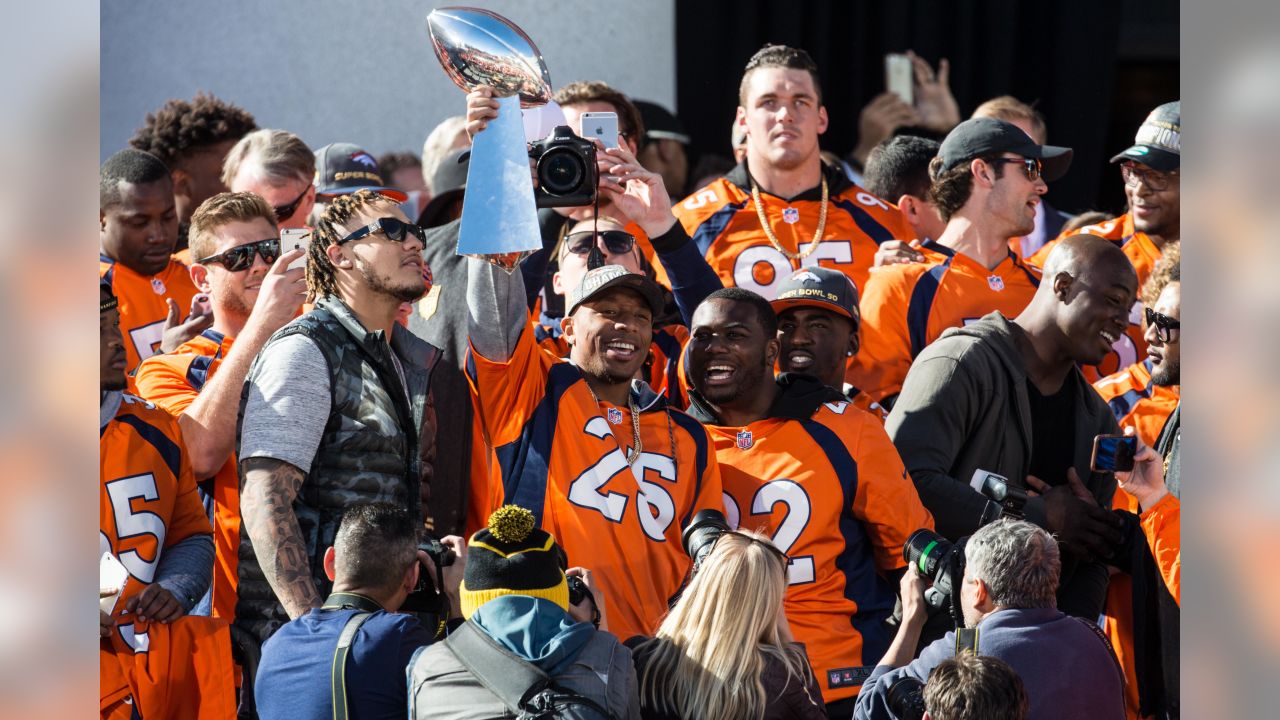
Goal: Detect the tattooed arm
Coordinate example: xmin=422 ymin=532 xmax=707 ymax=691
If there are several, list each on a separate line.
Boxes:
xmin=240 ymin=457 xmax=321 ymax=618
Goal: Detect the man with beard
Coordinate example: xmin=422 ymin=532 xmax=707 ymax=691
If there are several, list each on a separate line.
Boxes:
xmin=234 ymin=189 xmax=441 ymax=648
xmin=848 ymin=118 xmax=1068 ymax=406
xmin=886 ymin=234 xmax=1132 ymax=620
xmin=134 ymin=192 xmax=307 ymax=620
xmin=683 ymin=287 xmax=931 ymax=716
xmin=1031 ymin=102 xmax=1181 ymax=381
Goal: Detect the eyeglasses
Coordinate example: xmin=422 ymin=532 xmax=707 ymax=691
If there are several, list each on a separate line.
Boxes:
xmin=196 ymin=238 xmax=280 ymax=272
xmin=1144 ymin=307 xmax=1180 ymax=342
xmin=563 ymin=230 xmax=637 ymax=257
xmin=1121 ymin=163 xmax=1178 ymax=192
xmin=990 ymin=157 xmax=1042 ymax=182
xmin=273 ymin=184 xmax=311 ymax=222
xmin=337 ymin=217 xmax=427 ymax=246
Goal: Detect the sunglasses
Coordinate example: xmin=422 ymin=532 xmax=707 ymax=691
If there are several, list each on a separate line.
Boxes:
xmin=990 ymin=157 xmax=1042 ymax=182
xmin=337 ymin=217 xmax=427 ymax=246
xmin=273 ymin=184 xmax=311 ymax=222
xmin=563 ymin=230 xmax=637 ymax=257
xmin=1121 ymin=163 xmax=1178 ymax=192
xmin=196 ymin=238 xmax=281 ymax=272
xmin=1144 ymin=307 xmax=1180 ymax=342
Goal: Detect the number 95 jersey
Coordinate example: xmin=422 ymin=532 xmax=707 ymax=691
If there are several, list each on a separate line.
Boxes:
xmin=706 ymin=399 xmax=933 ymax=704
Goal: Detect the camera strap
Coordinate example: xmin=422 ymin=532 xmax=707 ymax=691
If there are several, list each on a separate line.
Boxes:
xmin=323 ymin=593 xmax=384 ymax=720
xmin=322 ymin=592 xmax=384 ymax=613
xmin=954 ymin=627 xmax=980 ymax=655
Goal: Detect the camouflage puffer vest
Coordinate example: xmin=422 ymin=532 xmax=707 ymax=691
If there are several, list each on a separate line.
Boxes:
xmin=234 ymin=295 xmax=439 ymax=643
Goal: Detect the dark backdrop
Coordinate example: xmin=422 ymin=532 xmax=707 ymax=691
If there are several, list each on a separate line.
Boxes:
xmin=675 ymin=0 xmax=1178 ymax=215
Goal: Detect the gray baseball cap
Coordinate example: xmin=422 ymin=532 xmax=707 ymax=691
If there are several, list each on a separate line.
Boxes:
xmin=1111 ymin=101 xmax=1180 ymax=172
xmin=567 ymin=264 xmax=664 ymax=317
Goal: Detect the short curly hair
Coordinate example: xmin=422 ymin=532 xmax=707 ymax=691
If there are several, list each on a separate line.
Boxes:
xmin=1141 ymin=241 xmax=1180 ymax=307
xmin=129 ymin=92 xmax=258 ymax=171
xmin=308 ymin=189 xmax=402 ymax=301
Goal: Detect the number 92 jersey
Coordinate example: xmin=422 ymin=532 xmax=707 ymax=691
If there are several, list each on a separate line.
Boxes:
xmin=667 ymin=162 xmax=910 ymax=300
xmin=706 ymin=399 xmax=933 ymax=704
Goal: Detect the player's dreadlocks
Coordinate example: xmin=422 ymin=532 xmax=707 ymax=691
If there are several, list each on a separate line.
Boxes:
xmin=308 ymin=189 xmax=402 ymax=301
xmin=128 ymin=92 xmax=258 ymax=170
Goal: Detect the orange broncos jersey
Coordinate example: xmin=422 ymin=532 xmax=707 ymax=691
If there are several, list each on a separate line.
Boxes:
xmin=707 ymin=401 xmax=933 ymax=703
xmin=467 ymin=323 xmax=724 ymax=642
xmin=100 ymin=254 xmax=200 ymax=374
xmin=134 ymin=329 xmax=241 ymax=621
xmin=534 ymin=321 xmax=691 ymax=408
xmin=849 ymin=242 xmax=1041 ymax=402
xmin=670 ymin=164 xmax=909 ymax=300
xmin=100 ymin=393 xmax=229 ymax=717
xmin=1029 ymin=213 xmax=1167 ymax=381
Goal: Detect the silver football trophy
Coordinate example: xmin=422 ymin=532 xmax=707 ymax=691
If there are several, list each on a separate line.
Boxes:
xmin=428 ymin=7 xmax=551 ymax=270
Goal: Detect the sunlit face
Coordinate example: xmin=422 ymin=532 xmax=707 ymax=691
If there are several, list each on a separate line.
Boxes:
xmin=1123 ymin=162 xmax=1180 ymax=240
xmin=229 ymin=167 xmax=315 ymax=230
xmin=553 ymin=218 xmax=643 ymax=298
xmin=688 ymin=298 xmax=779 ymax=406
xmin=562 ymin=287 xmax=654 ymax=384
xmin=1146 ymin=281 xmax=1181 ymax=386
xmin=1056 ymin=263 xmax=1139 ymax=365
xmin=982 ymin=154 xmax=1048 ymax=238
xmin=737 ymin=67 xmax=828 ymax=173
xmin=100 ymin=178 xmax=179 ymax=276
xmin=332 ymin=204 xmax=428 ymax=304
xmin=192 ymin=217 xmax=280 ymax=323
xmin=776 ymin=306 xmax=855 ymax=389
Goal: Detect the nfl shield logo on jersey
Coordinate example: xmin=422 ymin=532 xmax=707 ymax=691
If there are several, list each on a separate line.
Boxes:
xmin=607 ymin=407 xmax=623 ymax=425
xmin=987 ymin=275 xmax=1005 ymax=292
xmin=736 ymin=430 xmax=754 ymax=449
xmin=150 ymin=277 xmax=167 ymax=294
xmin=782 ymin=207 xmax=800 ymax=224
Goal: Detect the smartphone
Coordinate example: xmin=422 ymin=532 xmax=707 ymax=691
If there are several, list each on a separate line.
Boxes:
xmin=579 ymin=111 xmax=619 ymax=149
xmin=1091 ymin=434 xmax=1138 ymax=473
xmin=100 ymin=552 xmax=129 ymax=614
xmin=280 ymin=228 xmax=312 ymax=273
xmin=885 ymin=53 xmax=914 ymax=106
xmin=190 ymin=293 xmax=211 ymax=316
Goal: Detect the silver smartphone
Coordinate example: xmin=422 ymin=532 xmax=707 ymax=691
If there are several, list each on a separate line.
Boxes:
xmin=579 ymin=111 xmax=619 ymax=149
xmin=885 ymin=53 xmax=914 ymax=106
xmin=280 ymin=227 xmax=312 ymax=273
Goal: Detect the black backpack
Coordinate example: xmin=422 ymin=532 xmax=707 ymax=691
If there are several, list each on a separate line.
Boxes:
xmin=444 ymin=622 xmax=617 ymax=720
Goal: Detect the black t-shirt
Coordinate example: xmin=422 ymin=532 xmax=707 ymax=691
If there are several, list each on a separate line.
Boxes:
xmin=1026 ymin=378 xmax=1076 ymax=485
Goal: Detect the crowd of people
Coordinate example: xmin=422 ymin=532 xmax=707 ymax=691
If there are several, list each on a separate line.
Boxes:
xmin=99 ymin=42 xmax=1180 ymax=720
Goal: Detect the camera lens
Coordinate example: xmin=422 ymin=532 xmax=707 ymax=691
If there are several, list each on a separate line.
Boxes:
xmin=538 ymin=148 xmax=585 ymax=196
xmin=904 ymin=529 xmax=952 ymax=578
xmin=886 ymin=676 xmax=927 ymax=720
xmin=682 ymin=509 xmax=731 ymax=569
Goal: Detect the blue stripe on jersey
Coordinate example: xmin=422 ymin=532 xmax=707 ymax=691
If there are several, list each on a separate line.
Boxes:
xmin=691 ymin=200 xmax=747 ymax=256
xmin=533 ymin=323 xmax=557 ymax=345
xmin=668 ymin=410 xmax=710 ymax=528
xmin=832 ymin=199 xmax=896 ymax=245
xmin=800 ymin=420 xmax=895 ymax=662
xmin=100 ymin=253 xmax=116 ymax=285
xmin=498 ymin=363 xmax=580 ymax=526
xmin=1106 ymin=358 xmax=1158 ymax=424
xmin=114 ymin=412 xmax=184 ymax=480
xmin=1009 ymin=252 xmax=1041 ymax=288
xmin=906 ymin=260 xmax=953 ymax=358
xmin=185 ymin=355 xmax=215 ymax=392
xmin=652 ymin=330 xmax=684 ymax=405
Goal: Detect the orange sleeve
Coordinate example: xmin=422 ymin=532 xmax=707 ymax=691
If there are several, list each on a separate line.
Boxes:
xmin=133 ymin=355 xmax=198 ymax=416
xmin=848 ymin=415 xmax=934 ymax=571
xmin=846 ymin=266 xmax=915 ymax=402
xmin=466 ymin=319 xmax=554 ymax=449
xmin=1140 ymin=493 xmax=1180 ymax=605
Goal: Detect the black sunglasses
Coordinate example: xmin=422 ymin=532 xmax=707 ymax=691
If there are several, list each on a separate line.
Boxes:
xmin=990 ymin=157 xmax=1042 ymax=182
xmin=337 ymin=217 xmax=427 ymax=246
xmin=1144 ymin=307 xmax=1180 ymax=341
xmin=563 ymin=230 xmax=637 ymax=257
xmin=196 ymin=238 xmax=281 ymax=272
xmin=273 ymin=184 xmax=311 ymax=222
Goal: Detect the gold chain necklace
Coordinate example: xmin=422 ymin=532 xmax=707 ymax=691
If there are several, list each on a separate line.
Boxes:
xmin=750 ymin=175 xmax=829 ymax=261
xmin=585 ymin=382 xmax=643 ymax=465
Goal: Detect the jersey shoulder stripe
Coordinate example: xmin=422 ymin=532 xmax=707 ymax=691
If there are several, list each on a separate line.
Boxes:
xmin=100 ymin=254 xmax=116 ymax=284
xmin=185 ymin=355 xmax=216 ymax=392
xmin=831 ymin=197 xmax=895 ymax=245
xmin=111 ymin=410 xmax=183 ymax=480
xmin=906 ymin=260 xmax=954 ymax=358
xmin=1011 ymin=254 xmax=1042 ymax=288
xmin=497 ymin=362 xmax=580 ymax=525
xmin=691 ymin=199 xmax=748 ymax=256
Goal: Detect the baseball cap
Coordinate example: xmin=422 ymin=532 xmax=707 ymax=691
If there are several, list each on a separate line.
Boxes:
xmin=937 ymin=117 xmax=1073 ymax=181
xmin=567 ymin=264 xmax=665 ymax=317
xmin=770 ymin=267 xmax=860 ymax=322
xmin=634 ymin=100 xmax=691 ymax=146
xmin=416 ymin=147 xmax=469 ymax=228
xmin=1110 ymin=101 xmax=1180 ymax=172
xmin=314 ymin=143 xmax=409 ymax=202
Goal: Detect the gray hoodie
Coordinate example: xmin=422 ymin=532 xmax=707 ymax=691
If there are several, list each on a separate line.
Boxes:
xmin=885 ymin=312 xmax=1118 ymax=618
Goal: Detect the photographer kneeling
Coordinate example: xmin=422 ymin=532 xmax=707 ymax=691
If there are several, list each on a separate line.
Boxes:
xmin=856 ymin=519 xmax=1125 ymax=720
xmin=254 ymin=502 xmax=466 ymax=720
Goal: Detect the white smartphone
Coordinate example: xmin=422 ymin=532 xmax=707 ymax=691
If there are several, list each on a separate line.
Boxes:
xmin=280 ymin=228 xmax=312 ymax=273
xmin=579 ymin=112 xmax=619 ymax=149
xmin=885 ymin=53 xmax=914 ymax=106
xmin=100 ymin=551 xmax=129 ymax=614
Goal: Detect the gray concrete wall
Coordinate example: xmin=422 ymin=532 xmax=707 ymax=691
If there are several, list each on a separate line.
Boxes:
xmin=101 ymin=0 xmax=675 ymax=161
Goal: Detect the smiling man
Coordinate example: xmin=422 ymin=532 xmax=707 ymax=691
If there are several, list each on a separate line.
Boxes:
xmin=848 ymin=118 xmax=1068 ymax=407
xmin=886 ymin=234 xmax=1134 ymax=621
xmin=134 ymin=192 xmax=307 ymax=620
xmin=223 ymin=129 xmax=316 ymax=230
xmin=670 ymin=44 xmax=910 ymax=302
xmin=683 ymin=287 xmax=931 ymax=715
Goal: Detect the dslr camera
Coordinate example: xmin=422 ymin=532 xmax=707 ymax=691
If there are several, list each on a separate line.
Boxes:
xmin=902 ymin=472 xmax=1027 ymax=625
xmin=681 ymin=508 xmax=732 ymax=572
xmin=529 ymin=125 xmax=598 ymax=209
xmin=400 ymin=536 xmax=457 ymax=614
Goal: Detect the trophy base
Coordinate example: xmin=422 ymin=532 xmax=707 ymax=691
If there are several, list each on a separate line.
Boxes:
xmin=465 ymin=251 xmax=529 ymax=273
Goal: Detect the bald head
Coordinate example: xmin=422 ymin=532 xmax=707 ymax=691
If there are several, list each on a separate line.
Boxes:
xmin=1041 ymin=234 xmax=1136 ymax=283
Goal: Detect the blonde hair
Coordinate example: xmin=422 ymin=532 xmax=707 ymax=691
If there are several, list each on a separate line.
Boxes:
xmin=189 ymin=191 xmax=278 ymax=262
xmin=972 ymin=96 xmax=1047 ymax=145
xmin=221 ymin=128 xmax=315 ymax=189
xmin=637 ymin=531 xmax=818 ymax=720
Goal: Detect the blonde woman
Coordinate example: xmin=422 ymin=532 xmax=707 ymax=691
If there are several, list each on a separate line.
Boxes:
xmin=627 ymin=531 xmax=827 ymax=720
